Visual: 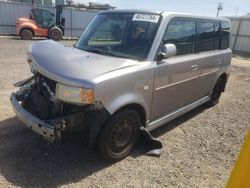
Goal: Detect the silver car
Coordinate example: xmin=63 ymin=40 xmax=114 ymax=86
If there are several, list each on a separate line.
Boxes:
xmin=11 ymin=10 xmax=231 ymax=161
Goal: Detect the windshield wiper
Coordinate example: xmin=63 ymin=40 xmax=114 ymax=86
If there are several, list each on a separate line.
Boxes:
xmin=83 ymin=48 xmax=116 ymax=57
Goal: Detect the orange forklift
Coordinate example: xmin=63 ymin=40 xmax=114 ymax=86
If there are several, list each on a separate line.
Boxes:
xmin=16 ymin=1 xmax=65 ymax=41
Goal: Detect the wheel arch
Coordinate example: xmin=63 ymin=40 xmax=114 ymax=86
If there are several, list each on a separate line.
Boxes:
xmin=19 ymin=21 xmax=37 ymax=35
xmin=48 ymin=25 xmax=64 ymax=33
xmin=112 ymin=103 xmax=147 ymax=126
xmin=217 ymin=72 xmax=228 ymax=91
xmin=89 ymin=102 xmax=147 ymax=148
xmin=20 ymin=27 xmax=34 ymax=36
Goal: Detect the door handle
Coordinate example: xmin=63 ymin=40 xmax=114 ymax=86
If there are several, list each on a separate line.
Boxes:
xmin=191 ymin=64 xmax=198 ymax=71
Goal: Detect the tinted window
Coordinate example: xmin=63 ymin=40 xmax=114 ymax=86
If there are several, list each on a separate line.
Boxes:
xmin=198 ymin=21 xmax=220 ymax=52
xmin=214 ymin=22 xmax=220 ymax=49
xmin=221 ymin=21 xmax=230 ymax=49
xmin=163 ymin=20 xmax=195 ymax=55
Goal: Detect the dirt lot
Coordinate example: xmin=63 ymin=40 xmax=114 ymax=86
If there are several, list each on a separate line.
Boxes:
xmin=0 ymin=37 xmax=250 ymax=188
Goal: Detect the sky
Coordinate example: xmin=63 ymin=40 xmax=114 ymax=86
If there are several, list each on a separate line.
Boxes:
xmin=74 ymin=0 xmax=250 ymax=17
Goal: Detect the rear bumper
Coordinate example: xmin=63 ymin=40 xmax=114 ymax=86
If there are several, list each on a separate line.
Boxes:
xmin=10 ymin=93 xmax=59 ymax=141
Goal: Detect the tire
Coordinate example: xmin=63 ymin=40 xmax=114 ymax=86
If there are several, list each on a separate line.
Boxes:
xmin=49 ymin=26 xmax=63 ymax=41
xmin=96 ymin=109 xmax=141 ymax=161
xmin=207 ymin=77 xmax=224 ymax=106
xmin=20 ymin=29 xmax=33 ymax=40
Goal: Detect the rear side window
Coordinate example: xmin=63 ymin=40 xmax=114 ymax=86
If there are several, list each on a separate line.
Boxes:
xmin=163 ymin=19 xmax=195 ymax=55
xmin=198 ymin=21 xmax=220 ymax=52
xmin=221 ymin=21 xmax=230 ymax=49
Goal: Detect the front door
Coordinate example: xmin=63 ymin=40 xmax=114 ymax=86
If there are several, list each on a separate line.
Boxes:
xmin=151 ymin=18 xmax=200 ymax=121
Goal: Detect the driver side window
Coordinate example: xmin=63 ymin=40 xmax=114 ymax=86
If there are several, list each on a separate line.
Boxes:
xmin=163 ymin=19 xmax=195 ymax=56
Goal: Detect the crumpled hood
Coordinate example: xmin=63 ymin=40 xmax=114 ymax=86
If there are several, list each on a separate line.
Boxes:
xmin=29 ymin=40 xmax=139 ymax=88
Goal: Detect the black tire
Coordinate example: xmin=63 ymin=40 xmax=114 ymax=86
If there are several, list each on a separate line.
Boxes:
xmin=20 ymin=29 xmax=33 ymax=40
xmin=96 ymin=109 xmax=141 ymax=161
xmin=49 ymin=26 xmax=63 ymax=41
xmin=207 ymin=77 xmax=224 ymax=106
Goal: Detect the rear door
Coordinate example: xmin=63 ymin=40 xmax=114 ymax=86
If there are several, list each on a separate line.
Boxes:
xmin=195 ymin=20 xmax=226 ymax=99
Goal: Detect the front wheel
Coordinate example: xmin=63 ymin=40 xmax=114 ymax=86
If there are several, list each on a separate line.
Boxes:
xmin=96 ymin=109 xmax=141 ymax=161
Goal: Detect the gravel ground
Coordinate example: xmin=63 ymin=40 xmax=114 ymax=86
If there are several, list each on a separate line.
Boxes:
xmin=0 ymin=36 xmax=250 ymax=188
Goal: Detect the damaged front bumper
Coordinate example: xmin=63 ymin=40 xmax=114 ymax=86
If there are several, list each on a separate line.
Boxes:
xmin=10 ymin=93 xmax=60 ymax=141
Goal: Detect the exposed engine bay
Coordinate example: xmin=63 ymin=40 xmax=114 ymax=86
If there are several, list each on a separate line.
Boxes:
xmin=16 ymin=74 xmax=85 ymax=120
xmin=12 ymin=73 xmax=102 ymax=141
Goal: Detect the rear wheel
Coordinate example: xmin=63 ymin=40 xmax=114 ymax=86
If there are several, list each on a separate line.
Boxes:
xmin=96 ymin=109 xmax=141 ymax=161
xmin=49 ymin=26 xmax=63 ymax=41
xmin=20 ymin=29 xmax=33 ymax=40
xmin=207 ymin=77 xmax=225 ymax=106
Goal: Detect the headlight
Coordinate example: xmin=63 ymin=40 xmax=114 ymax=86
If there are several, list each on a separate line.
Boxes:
xmin=56 ymin=84 xmax=94 ymax=104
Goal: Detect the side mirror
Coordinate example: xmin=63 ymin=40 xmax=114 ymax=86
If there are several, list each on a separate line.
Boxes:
xmin=158 ymin=43 xmax=176 ymax=61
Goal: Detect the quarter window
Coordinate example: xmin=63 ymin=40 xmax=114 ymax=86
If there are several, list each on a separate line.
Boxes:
xmin=163 ymin=20 xmax=195 ymax=55
xmin=221 ymin=21 xmax=230 ymax=49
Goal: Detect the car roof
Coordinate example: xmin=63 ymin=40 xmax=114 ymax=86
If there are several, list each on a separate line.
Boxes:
xmin=99 ymin=9 xmax=230 ymax=22
xmin=99 ymin=9 xmax=163 ymax=14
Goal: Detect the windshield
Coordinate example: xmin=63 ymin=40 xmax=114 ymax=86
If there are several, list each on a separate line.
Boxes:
xmin=75 ymin=13 xmax=161 ymax=61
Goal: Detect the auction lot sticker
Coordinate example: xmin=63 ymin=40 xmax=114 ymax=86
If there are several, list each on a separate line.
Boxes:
xmin=132 ymin=14 xmax=160 ymax=23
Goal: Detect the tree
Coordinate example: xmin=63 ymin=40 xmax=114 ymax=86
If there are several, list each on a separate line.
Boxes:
xmin=66 ymin=0 xmax=73 ymax=6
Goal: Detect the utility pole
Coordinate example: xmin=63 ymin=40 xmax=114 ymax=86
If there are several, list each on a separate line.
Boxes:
xmin=235 ymin=6 xmax=239 ymax=17
xmin=217 ymin=2 xmax=223 ymax=17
